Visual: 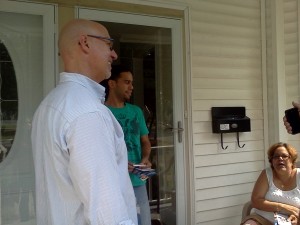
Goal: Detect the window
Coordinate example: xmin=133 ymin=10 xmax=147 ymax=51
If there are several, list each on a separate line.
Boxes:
xmin=0 ymin=40 xmax=18 ymax=163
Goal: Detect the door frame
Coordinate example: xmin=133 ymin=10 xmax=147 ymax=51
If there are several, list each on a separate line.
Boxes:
xmin=76 ymin=7 xmax=188 ymax=225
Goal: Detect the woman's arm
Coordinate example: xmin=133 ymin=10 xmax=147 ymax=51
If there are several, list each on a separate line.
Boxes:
xmin=251 ymin=170 xmax=299 ymax=218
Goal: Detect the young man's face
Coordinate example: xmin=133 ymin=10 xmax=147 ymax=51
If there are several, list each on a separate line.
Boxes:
xmin=113 ymin=71 xmax=133 ymax=102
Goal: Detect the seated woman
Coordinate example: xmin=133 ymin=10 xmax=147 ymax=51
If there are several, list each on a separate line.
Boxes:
xmin=241 ymin=142 xmax=300 ymax=225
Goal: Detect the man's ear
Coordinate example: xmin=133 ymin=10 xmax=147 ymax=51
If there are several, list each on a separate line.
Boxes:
xmin=78 ymin=35 xmax=89 ymax=53
xmin=107 ymin=79 xmax=115 ymax=88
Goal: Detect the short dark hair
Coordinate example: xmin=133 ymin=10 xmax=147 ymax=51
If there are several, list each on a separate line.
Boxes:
xmin=110 ymin=64 xmax=133 ymax=81
xmin=100 ymin=64 xmax=133 ymax=98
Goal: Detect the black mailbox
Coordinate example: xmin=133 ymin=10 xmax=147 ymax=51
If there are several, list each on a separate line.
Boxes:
xmin=212 ymin=107 xmax=251 ymax=133
xmin=211 ymin=107 xmax=251 ymax=149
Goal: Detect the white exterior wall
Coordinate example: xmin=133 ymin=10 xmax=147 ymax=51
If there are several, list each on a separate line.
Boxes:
xmin=185 ymin=0 xmax=300 ymax=224
xmin=189 ymin=1 xmax=265 ymax=224
xmin=159 ymin=0 xmax=300 ymax=224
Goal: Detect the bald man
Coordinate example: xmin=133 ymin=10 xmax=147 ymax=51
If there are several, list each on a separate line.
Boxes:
xmin=31 ymin=19 xmax=137 ymax=225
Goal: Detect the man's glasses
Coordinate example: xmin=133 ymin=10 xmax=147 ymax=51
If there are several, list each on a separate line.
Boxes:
xmin=87 ymin=34 xmax=114 ymax=51
xmin=272 ymin=154 xmax=290 ymax=160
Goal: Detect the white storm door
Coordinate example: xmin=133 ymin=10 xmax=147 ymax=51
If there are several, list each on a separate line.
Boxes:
xmin=77 ymin=7 xmax=186 ymax=225
xmin=0 ymin=1 xmax=56 ymax=224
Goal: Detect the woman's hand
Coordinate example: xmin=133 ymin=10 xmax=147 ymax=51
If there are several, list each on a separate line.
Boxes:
xmin=280 ymin=203 xmax=300 ymax=219
xmin=288 ymin=214 xmax=298 ymax=225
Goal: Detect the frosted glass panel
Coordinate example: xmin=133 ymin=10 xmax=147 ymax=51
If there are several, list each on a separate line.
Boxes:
xmin=0 ymin=12 xmax=43 ymax=225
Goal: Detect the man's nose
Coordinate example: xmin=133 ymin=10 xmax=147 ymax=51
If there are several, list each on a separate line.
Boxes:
xmin=111 ymin=50 xmax=118 ymax=60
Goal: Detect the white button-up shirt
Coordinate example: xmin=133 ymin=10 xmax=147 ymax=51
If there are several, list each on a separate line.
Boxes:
xmin=31 ymin=73 xmax=137 ymax=225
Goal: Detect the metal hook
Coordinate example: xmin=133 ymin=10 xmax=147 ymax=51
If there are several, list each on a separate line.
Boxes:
xmin=220 ymin=133 xmax=228 ymax=150
xmin=236 ymin=132 xmax=245 ymax=148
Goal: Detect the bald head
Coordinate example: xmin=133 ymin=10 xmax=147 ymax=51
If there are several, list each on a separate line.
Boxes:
xmin=57 ymin=19 xmax=117 ymax=82
xmin=58 ymin=19 xmax=107 ymax=57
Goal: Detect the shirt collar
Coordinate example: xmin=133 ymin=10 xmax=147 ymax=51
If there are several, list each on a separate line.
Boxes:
xmin=59 ymin=72 xmax=106 ymax=103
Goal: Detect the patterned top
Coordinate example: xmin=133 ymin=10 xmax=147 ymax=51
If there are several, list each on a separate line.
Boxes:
xmin=252 ymin=167 xmax=300 ymax=222
xmin=107 ymin=103 xmax=149 ymax=186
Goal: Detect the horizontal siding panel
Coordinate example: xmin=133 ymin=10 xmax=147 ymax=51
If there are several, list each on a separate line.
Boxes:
xmin=192 ymin=89 xmax=262 ymax=100
xmin=285 ymin=14 xmax=298 ymax=23
xmin=193 ymin=130 xmax=264 ymax=144
xmin=196 ymin=216 xmax=242 ymax=225
xmin=195 ymin=161 xmax=265 ymax=179
xmin=286 ymin=88 xmax=299 ymax=96
xmin=192 ymin=66 xmax=261 ymax=78
xmin=192 ymin=26 xmax=260 ymax=42
xmin=195 ymin=183 xmax=253 ymax=201
xmin=193 ymin=56 xmax=261 ymax=69
xmin=286 ymin=76 xmax=299 ymax=83
xmin=192 ymin=41 xmax=261 ymax=58
xmin=285 ymin=33 xmax=298 ymax=42
xmin=194 ymin=151 xmax=264 ymax=167
xmin=195 ymin=171 xmax=260 ymax=189
xmin=285 ymin=22 xmax=298 ymax=32
xmin=192 ymin=99 xmax=263 ymax=110
xmin=191 ymin=1 xmax=260 ymax=18
xmin=285 ymin=63 xmax=298 ymax=72
xmin=195 ymin=194 xmax=250 ymax=212
xmin=284 ymin=0 xmax=297 ymax=11
xmin=192 ymin=78 xmax=261 ymax=89
xmin=193 ymin=34 xmax=261 ymax=48
xmin=286 ymin=43 xmax=298 ymax=54
xmin=195 ymin=205 xmax=246 ymax=224
xmin=288 ymin=141 xmax=300 ymax=151
xmin=192 ymin=11 xmax=260 ymax=29
xmin=206 ymin=0 xmax=259 ymax=8
xmin=285 ymin=43 xmax=298 ymax=55
xmin=194 ymin=140 xmax=264 ymax=155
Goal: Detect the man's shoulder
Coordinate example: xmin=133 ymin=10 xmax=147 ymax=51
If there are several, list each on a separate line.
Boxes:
xmin=125 ymin=103 xmax=142 ymax=111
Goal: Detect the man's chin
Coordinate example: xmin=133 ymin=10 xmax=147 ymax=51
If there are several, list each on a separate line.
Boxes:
xmin=105 ymin=73 xmax=111 ymax=79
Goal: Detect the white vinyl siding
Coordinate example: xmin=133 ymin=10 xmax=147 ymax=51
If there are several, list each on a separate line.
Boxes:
xmin=190 ymin=0 xmax=264 ymax=224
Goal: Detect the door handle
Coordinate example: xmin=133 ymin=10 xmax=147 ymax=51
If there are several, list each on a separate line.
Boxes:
xmin=165 ymin=121 xmax=184 ymax=143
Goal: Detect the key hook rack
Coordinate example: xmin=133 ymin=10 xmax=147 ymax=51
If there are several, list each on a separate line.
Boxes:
xmin=211 ymin=107 xmax=251 ymax=150
xmin=220 ymin=133 xmax=245 ymax=150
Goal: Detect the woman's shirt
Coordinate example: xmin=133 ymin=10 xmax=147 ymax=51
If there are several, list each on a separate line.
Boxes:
xmin=252 ymin=167 xmax=300 ymax=222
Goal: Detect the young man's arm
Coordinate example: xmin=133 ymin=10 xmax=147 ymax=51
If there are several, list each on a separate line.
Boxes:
xmin=140 ymin=135 xmax=151 ymax=168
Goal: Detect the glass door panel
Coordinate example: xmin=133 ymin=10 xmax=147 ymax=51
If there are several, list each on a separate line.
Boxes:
xmin=102 ymin=21 xmax=176 ymax=225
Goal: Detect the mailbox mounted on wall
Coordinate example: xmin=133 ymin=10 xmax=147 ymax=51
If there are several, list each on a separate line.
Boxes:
xmin=211 ymin=107 xmax=251 ymax=149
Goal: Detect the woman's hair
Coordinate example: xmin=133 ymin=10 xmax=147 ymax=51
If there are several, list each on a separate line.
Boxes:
xmin=267 ymin=142 xmax=298 ymax=169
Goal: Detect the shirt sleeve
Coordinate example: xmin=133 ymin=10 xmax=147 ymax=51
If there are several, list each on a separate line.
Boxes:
xmin=66 ymin=111 xmax=136 ymax=225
